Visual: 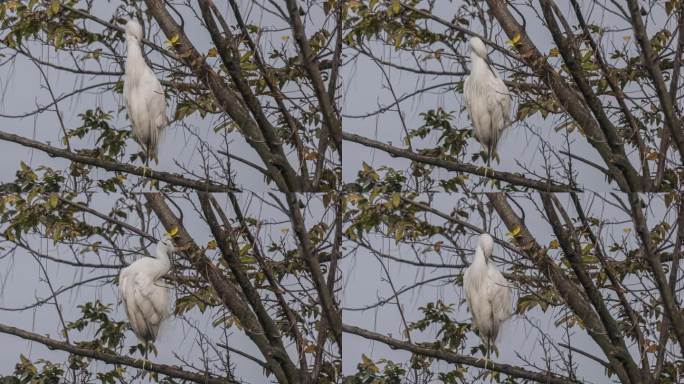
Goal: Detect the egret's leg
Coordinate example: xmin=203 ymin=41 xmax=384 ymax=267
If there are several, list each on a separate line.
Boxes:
xmin=142 ymin=340 xmax=149 ymax=372
xmin=486 ymin=124 xmax=494 ymax=179
xmin=141 ymin=148 xmax=152 ymax=183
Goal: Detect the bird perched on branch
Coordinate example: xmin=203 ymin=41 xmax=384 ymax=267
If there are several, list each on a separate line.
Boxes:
xmin=123 ymin=19 xmax=169 ymax=164
xmin=463 ymin=233 xmax=512 ymax=362
xmin=119 ymin=233 xmax=175 ymax=350
xmin=463 ymin=36 xmax=512 ymax=166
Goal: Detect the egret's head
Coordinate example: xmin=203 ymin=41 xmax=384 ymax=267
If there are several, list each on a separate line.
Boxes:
xmin=125 ymin=19 xmax=143 ymax=41
xmin=477 ymin=233 xmax=494 ymax=259
xmin=157 ymin=233 xmax=177 ymax=255
xmin=469 ymin=36 xmax=488 ymax=59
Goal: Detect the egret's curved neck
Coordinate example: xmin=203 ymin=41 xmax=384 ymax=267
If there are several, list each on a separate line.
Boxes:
xmin=125 ymin=36 xmax=146 ymax=80
xmin=153 ymin=246 xmax=171 ymax=277
xmin=470 ymin=52 xmax=489 ymax=73
xmin=474 ymin=246 xmax=488 ymax=264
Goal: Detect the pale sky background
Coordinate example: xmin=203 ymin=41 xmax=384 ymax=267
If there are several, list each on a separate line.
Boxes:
xmin=0 ymin=1 xmax=678 ymax=383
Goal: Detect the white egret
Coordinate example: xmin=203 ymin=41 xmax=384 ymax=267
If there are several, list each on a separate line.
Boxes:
xmin=463 ymin=37 xmax=512 ymax=166
xmin=123 ymin=19 xmax=169 ymax=164
xmin=118 ymin=234 xmax=175 ymax=348
xmin=463 ymin=233 xmax=512 ymax=361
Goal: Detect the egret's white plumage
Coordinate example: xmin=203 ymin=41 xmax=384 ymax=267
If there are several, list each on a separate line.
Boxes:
xmin=119 ymin=235 xmax=174 ymax=343
xmin=463 ymin=37 xmax=512 ymax=163
xmin=123 ymin=19 xmax=169 ymax=163
xmin=463 ymin=233 xmax=512 ymax=352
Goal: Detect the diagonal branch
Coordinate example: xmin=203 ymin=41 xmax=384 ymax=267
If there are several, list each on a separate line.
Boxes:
xmin=197 ymin=1 xmax=305 ymax=191
xmin=540 ymin=193 xmax=642 ymax=382
xmin=143 ymin=193 xmax=293 ymax=383
xmin=0 ymin=322 xmax=236 ymax=384
xmin=484 ymin=0 xmax=640 ymax=191
xmin=627 ymin=192 xmax=684 ymax=355
xmin=568 ymin=193 xmax=649 ymax=374
xmin=0 ymin=129 xmax=235 ymax=192
xmin=284 ymin=192 xmax=341 ymax=348
xmin=284 ymin=0 xmax=342 ymax=152
xmin=143 ymin=0 xmax=299 ymax=192
xmin=343 ymin=323 xmax=578 ymax=384
xmin=486 ymin=193 xmax=632 ymax=383
xmin=196 ymin=192 xmax=301 ymax=381
xmin=626 ymin=0 xmax=684 ymax=164
xmin=343 ymin=131 xmax=576 ymax=192
xmin=539 ymin=0 xmax=645 ymax=190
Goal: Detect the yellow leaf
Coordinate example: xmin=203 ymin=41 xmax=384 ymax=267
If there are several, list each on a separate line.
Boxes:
xmin=166 ymin=33 xmax=180 ymax=46
xmin=345 ymin=193 xmax=360 ymax=204
xmin=390 ymin=0 xmax=401 ymax=14
xmin=207 ymin=240 xmax=217 ymax=250
xmin=390 ymin=192 xmax=401 ymax=208
xmin=51 ymin=0 xmax=60 ymax=14
xmin=207 ymin=47 xmax=218 ymax=57
xmin=167 ymin=226 xmax=179 ymax=237
xmin=394 ymin=226 xmax=402 ymax=241
xmin=507 ymin=32 xmax=522 ymax=46
xmin=304 ymin=150 xmax=318 ymax=161
xmin=549 ymin=239 xmax=560 ymax=249
xmin=7 ymin=1 xmax=19 ymax=12
xmin=360 ymin=354 xmax=379 ymax=373
xmin=549 ymin=48 xmax=560 ymax=57
xmin=48 ymin=193 xmax=59 ymax=208
xmin=508 ymin=225 xmax=522 ymax=238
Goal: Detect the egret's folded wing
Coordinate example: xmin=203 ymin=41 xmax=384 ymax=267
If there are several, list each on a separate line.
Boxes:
xmin=463 ymin=75 xmax=471 ymax=105
xmin=463 ymin=267 xmax=473 ymax=307
xmin=118 ymin=270 xmax=161 ymax=342
xmin=134 ymin=273 xmax=163 ymax=339
xmin=142 ymin=71 xmax=167 ymax=123
xmin=149 ymin=281 xmax=172 ymax=319
xmin=486 ymin=74 xmax=512 ymax=129
xmin=122 ymin=78 xmax=131 ymax=109
xmin=138 ymin=72 xmax=168 ymax=158
xmin=487 ymin=266 xmax=513 ymax=322
xmin=120 ymin=271 xmax=150 ymax=341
